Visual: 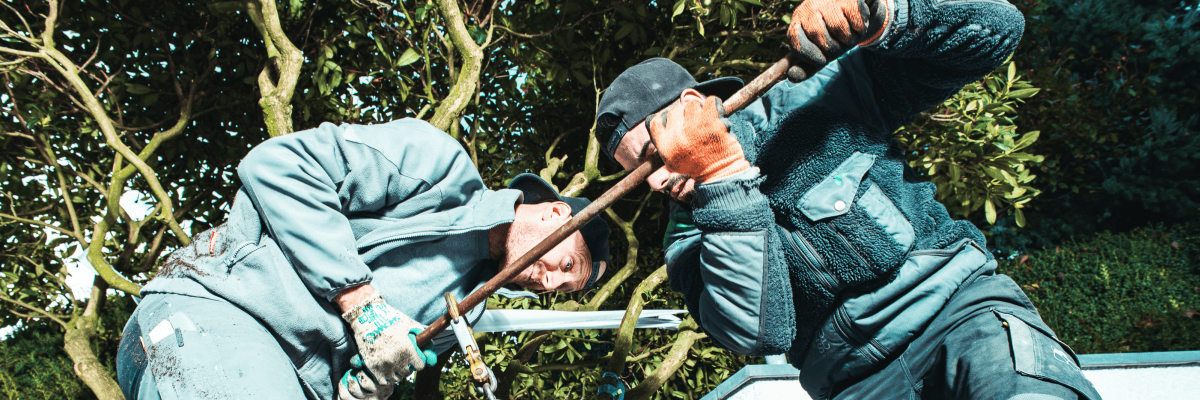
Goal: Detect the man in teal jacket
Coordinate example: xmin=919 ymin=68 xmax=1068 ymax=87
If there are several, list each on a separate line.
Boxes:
xmin=115 ymin=119 xmax=610 ymax=400
xmin=595 ymin=0 xmax=1102 ymax=398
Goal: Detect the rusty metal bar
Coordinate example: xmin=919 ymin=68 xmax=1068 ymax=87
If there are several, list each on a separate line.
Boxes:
xmin=414 ymin=55 xmax=793 ymax=346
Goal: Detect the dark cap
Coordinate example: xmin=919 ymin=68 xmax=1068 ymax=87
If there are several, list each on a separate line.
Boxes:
xmin=507 ymin=173 xmax=610 ymax=290
xmin=595 ymin=58 xmax=745 ymax=163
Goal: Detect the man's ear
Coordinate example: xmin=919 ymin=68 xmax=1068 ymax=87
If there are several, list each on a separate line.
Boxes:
xmin=540 ymin=201 xmax=572 ymax=222
xmin=679 ymin=88 xmax=706 ymax=104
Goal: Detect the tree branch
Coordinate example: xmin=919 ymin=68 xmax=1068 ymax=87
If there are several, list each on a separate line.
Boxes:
xmin=602 ymin=265 xmax=668 ymax=376
xmin=625 ymin=329 xmax=706 ymax=400
xmin=247 ymin=0 xmax=303 ymax=137
xmin=0 ymin=293 xmax=68 ymax=327
xmin=429 ymin=0 xmax=484 ymax=132
xmin=493 ymin=7 xmax=614 ymax=39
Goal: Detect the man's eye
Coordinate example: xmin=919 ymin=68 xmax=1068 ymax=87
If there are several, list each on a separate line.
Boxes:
xmin=564 ymin=259 xmax=573 ymax=272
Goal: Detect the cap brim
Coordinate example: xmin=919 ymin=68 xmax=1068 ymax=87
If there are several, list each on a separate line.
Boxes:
xmin=694 ymin=76 xmax=745 ymax=100
xmin=508 ymin=173 xmax=564 ymax=205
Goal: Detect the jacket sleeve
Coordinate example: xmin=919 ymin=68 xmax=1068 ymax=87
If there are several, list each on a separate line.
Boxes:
xmin=237 ymin=119 xmax=482 ymax=301
xmin=745 ymin=0 xmax=1025 ymax=134
xmin=664 ymin=169 xmax=796 ymax=356
xmin=864 ymin=0 xmax=1026 ymax=128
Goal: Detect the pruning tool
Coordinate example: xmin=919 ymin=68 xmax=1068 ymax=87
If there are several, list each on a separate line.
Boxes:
xmin=444 ymin=292 xmax=500 ymax=400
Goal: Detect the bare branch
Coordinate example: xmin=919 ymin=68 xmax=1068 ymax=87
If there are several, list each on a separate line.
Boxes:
xmin=695 ymin=58 xmax=773 ymax=76
xmin=113 ymin=116 xmax=179 ymax=133
xmin=0 ymin=46 xmax=40 ymax=58
xmin=493 ymin=7 xmax=614 ymax=39
xmin=1 ymin=131 xmax=34 ymax=140
xmin=0 ymin=211 xmax=83 ymax=242
xmin=247 ymin=0 xmax=304 ymax=137
xmin=625 ymin=329 xmax=706 ymax=400
xmin=428 ymin=0 xmax=486 ymax=132
xmin=0 ymin=293 xmax=68 ymax=327
xmin=0 ymin=56 xmax=29 ymax=66
xmin=0 ymin=1 xmax=36 ymax=41
xmin=41 ymin=0 xmax=61 ymax=47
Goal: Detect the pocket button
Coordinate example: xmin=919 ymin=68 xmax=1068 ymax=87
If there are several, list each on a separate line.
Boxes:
xmin=834 ymin=200 xmax=846 ymax=211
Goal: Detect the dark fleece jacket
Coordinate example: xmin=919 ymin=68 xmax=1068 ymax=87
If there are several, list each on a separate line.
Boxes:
xmin=672 ymin=0 xmax=1025 ymax=367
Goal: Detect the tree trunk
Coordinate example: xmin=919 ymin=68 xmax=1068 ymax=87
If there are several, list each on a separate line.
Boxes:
xmin=65 ymin=279 xmax=125 ymax=400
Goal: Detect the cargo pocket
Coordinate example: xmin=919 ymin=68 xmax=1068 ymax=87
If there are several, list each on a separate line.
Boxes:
xmin=994 ymin=310 xmax=1103 ymax=399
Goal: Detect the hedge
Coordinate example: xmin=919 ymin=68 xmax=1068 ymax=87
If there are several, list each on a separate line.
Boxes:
xmin=998 ymin=224 xmax=1200 ymax=354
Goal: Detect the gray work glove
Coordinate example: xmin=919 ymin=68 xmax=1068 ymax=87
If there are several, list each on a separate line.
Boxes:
xmin=341 ymin=294 xmax=437 ymax=393
xmin=339 ymin=355 xmax=393 ymax=400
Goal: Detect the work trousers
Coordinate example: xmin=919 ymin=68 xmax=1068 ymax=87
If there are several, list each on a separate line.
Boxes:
xmin=830 ymin=273 xmax=1103 ymax=400
xmin=117 ymin=292 xmax=310 ymax=400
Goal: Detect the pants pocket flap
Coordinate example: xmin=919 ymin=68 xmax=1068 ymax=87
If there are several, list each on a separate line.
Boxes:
xmin=994 ymin=310 xmax=1103 ymax=399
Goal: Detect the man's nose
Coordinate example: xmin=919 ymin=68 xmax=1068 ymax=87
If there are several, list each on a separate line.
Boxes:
xmin=543 ymin=270 xmax=567 ymax=292
xmin=646 ymin=167 xmax=672 ymax=192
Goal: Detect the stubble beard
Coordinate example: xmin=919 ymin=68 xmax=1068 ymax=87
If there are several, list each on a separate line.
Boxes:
xmin=503 ymin=220 xmax=556 ymax=285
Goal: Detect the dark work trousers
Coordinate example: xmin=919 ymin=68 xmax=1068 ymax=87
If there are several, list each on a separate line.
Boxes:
xmin=830 ymin=272 xmax=1103 ymax=400
xmin=116 ymin=292 xmax=309 ymax=400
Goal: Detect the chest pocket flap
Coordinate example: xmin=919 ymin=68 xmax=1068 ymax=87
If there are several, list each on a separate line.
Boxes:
xmin=798 ymin=152 xmax=876 ymax=221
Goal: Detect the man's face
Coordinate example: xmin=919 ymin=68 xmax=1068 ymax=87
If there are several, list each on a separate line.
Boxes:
xmin=506 ymin=202 xmax=602 ymax=292
xmin=612 ymin=89 xmax=706 ymax=203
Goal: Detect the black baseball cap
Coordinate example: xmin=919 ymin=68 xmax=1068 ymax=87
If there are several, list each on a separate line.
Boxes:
xmin=507 ymin=173 xmax=610 ymax=290
xmin=595 ymin=58 xmax=745 ymax=163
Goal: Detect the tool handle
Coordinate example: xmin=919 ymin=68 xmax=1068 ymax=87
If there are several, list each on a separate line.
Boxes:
xmin=722 ymin=55 xmax=797 ymax=113
xmin=413 ymin=55 xmax=794 ymax=347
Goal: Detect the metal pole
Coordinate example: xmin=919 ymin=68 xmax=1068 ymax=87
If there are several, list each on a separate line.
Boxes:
xmin=414 ymin=55 xmax=795 ymax=346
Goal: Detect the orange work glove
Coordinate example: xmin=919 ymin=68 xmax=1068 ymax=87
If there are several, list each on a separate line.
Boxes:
xmin=645 ymin=96 xmax=751 ymax=183
xmin=787 ymin=0 xmax=891 ymax=82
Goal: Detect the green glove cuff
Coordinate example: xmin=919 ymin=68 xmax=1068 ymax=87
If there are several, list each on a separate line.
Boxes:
xmin=408 ymin=328 xmax=438 ymax=366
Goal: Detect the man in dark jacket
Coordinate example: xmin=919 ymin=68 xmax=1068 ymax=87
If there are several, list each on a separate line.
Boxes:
xmin=116 ymin=119 xmax=610 ymax=400
xmin=594 ymin=0 xmax=1102 ymax=398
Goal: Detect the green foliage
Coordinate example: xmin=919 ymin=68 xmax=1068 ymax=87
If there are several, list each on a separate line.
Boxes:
xmin=896 ymin=59 xmax=1044 ymax=226
xmin=0 ymin=325 xmax=91 ymax=400
xmin=998 ymin=224 xmax=1200 ymax=354
xmin=1101 ymin=107 xmax=1200 ymax=219
xmin=0 ymin=295 xmax=133 ymax=400
xmin=992 ymin=0 xmax=1200 ymax=253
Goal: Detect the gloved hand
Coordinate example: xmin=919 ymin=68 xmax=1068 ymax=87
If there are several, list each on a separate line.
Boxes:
xmin=342 ymin=294 xmax=437 ymax=390
xmin=644 ymin=96 xmax=751 ymax=183
xmin=339 ymin=355 xmax=394 ymax=400
xmin=786 ymin=0 xmax=892 ymax=81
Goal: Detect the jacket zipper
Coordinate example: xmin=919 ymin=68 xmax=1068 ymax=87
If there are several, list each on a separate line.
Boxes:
xmin=831 ymin=227 xmax=871 ymax=271
xmin=778 ymin=226 xmax=837 ymax=293
xmin=833 ymin=307 xmax=886 ymax=364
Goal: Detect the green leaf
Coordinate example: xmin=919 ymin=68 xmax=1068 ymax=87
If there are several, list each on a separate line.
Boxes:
xmin=140 ymin=93 xmax=160 ymax=108
xmin=374 ymin=36 xmax=393 ymax=65
xmin=1008 ymin=88 xmax=1040 ymax=99
xmin=1014 ymin=207 xmax=1026 ymax=228
xmin=739 ymin=0 xmax=763 ymax=5
xmin=397 ymin=48 xmax=421 ymax=67
xmin=985 ymin=198 xmax=997 ymax=224
xmin=125 ymin=83 xmax=153 ymax=95
xmin=1007 ymin=60 xmax=1016 ymax=83
xmin=672 ymin=0 xmax=687 ymax=18
xmin=1013 ymin=130 xmax=1041 ymax=151
xmin=614 ymin=23 xmax=636 ymax=41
